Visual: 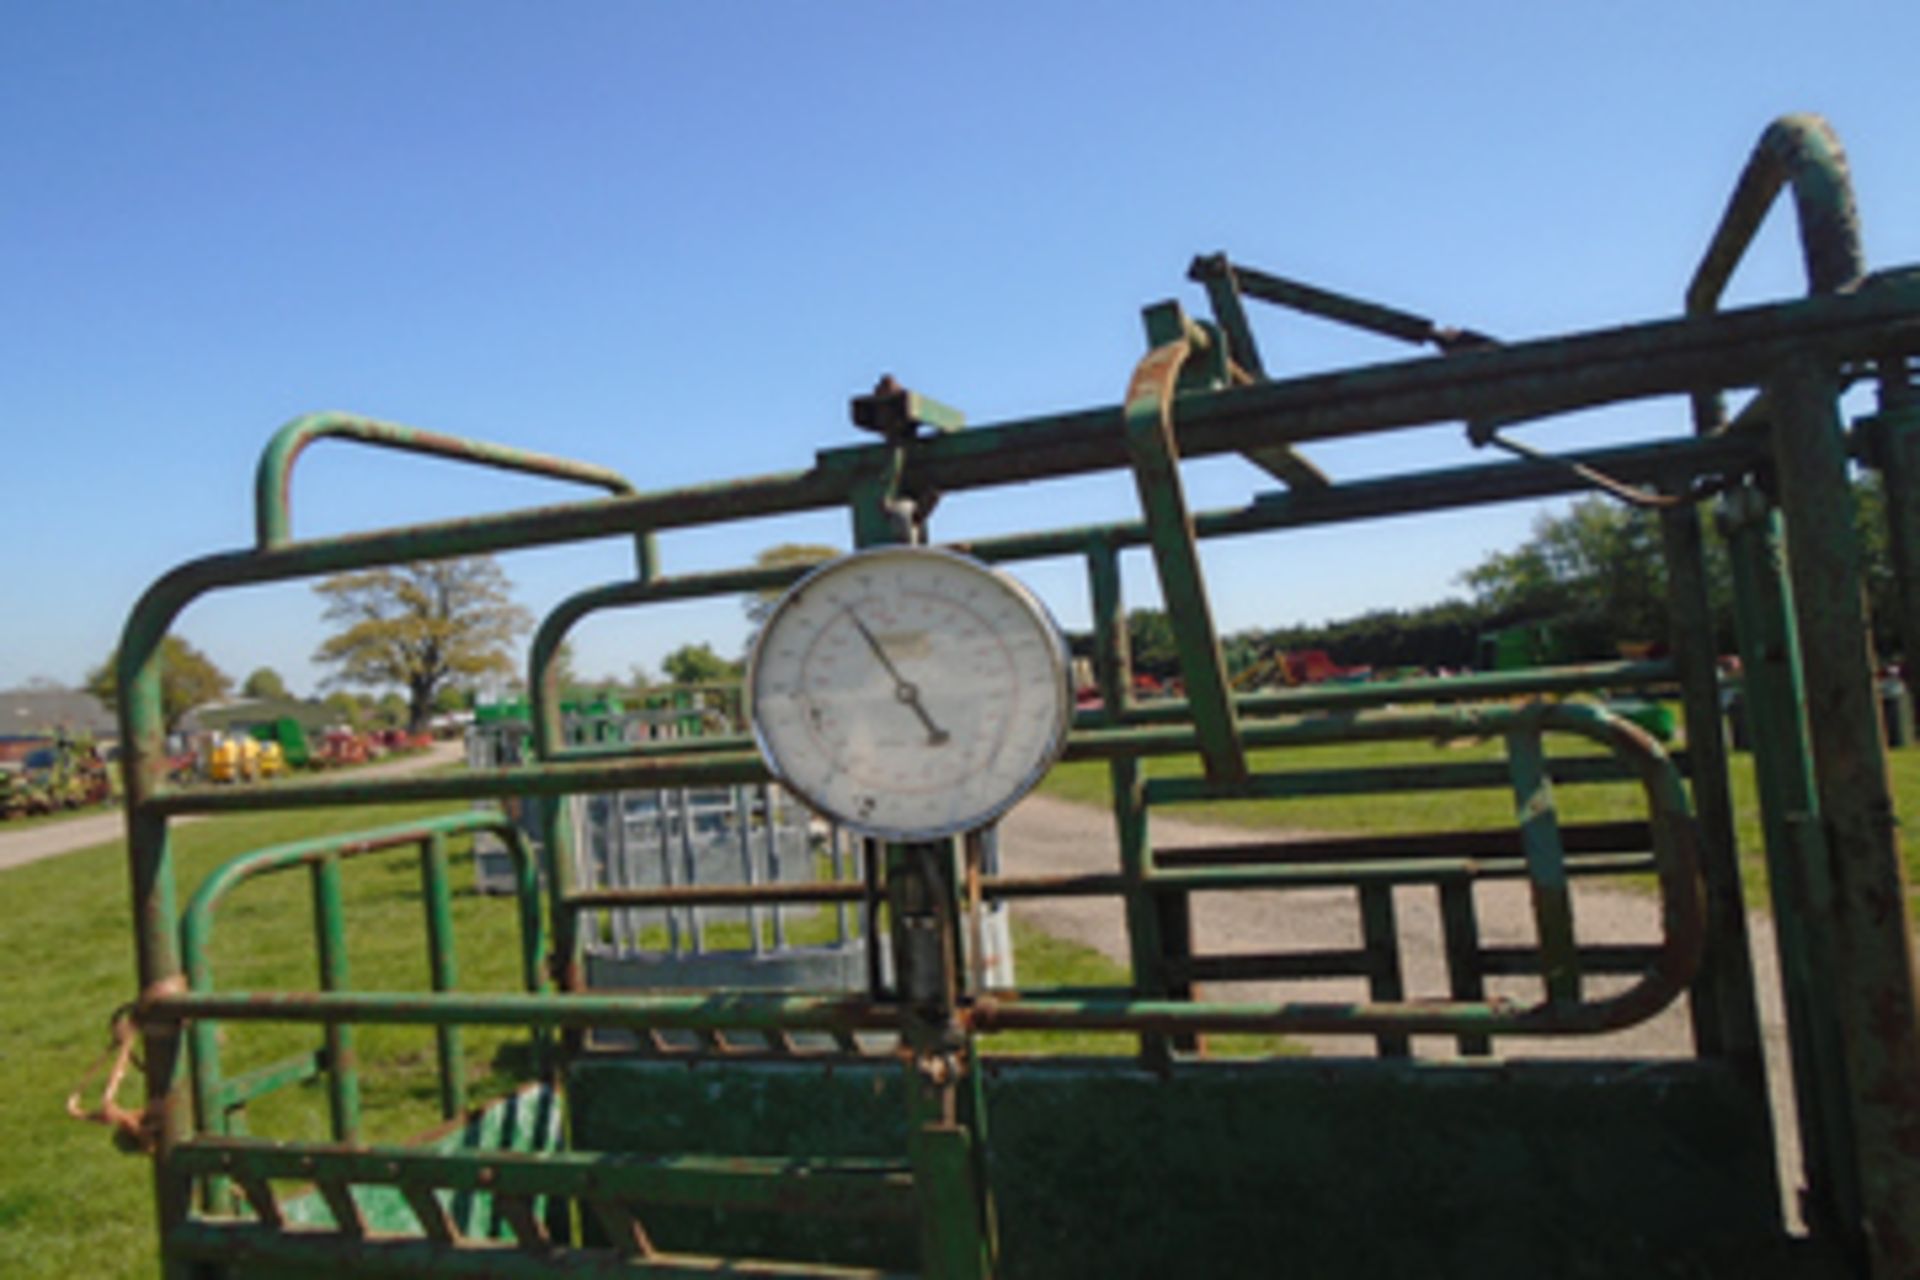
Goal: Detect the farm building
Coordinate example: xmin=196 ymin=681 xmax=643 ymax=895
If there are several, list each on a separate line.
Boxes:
xmin=0 ymin=687 xmax=116 ymax=763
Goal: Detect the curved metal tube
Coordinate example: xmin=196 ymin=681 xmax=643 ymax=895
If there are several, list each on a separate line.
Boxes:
xmin=179 ymin=809 xmax=540 ymax=978
xmin=177 ymin=810 xmax=544 ymax=1151
xmin=253 ymin=410 xmax=640 ymax=554
xmin=1687 ymin=114 xmax=1866 ymax=431
xmin=972 ymin=700 xmax=1705 ymax=1039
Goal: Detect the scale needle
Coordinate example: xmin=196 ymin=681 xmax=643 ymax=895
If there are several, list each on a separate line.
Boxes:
xmin=846 ymin=609 xmax=950 ymax=746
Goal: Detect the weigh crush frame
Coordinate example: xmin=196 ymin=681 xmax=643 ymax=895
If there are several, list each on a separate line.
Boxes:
xmin=104 ymin=113 xmax=1920 ymax=1277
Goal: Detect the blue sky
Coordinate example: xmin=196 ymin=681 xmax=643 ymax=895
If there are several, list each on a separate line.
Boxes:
xmin=5 ymin=3 xmax=1919 ymax=696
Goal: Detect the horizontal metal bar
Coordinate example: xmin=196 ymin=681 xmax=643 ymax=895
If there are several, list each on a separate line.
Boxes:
xmin=1477 ymin=944 xmax=1665 ymax=977
xmin=145 ymin=991 xmax=899 ymax=1035
xmin=211 ymin=1051 xmax=324 ymax=1112
xmin=1099 ymin=660 xmax=1678 ymax=727
xmin=1152 ymin=820 xmax=1654 ymax=866
xmin=1148 ymin=852 xmax=1656 ymax=892
xmin=567 ymin=872 xmax=1133 ymax=912
xmin=168 ymin=1222 xmax=908 ymax=1279
xmin=151 ymin=751 xmax=770 ymax=816
xmin=172 ymin=1137 xmax=918 ymax=1220
xmin=1171 ymin=950 xmax=1380 ymax=983
xmin=1141 ymin=755 xmax=1643 ymax=805
xmin=567 ymin=848 xmax=1653 ymax=917
xmin=569 ymin=881 xmax=868 ymax=909
xmin=966 ymin=973 xmax=1686 ymax=1037
xmin=951 ymin=435 xmax=1757 ymax=566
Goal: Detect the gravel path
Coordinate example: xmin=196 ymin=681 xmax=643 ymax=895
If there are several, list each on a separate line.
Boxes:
xmin=996 ymin=790 xmax=1803 ymax=1218
xmin=0 ymin=740 xmax=466 ymax=873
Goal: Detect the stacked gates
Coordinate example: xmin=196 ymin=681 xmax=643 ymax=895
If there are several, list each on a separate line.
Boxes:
xmin=106 ymin=114 xmax=1920 ymax=1278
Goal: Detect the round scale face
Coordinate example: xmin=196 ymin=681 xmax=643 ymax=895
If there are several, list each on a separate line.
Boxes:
xmin=747 ymin=547 xmax=1071 ymax=840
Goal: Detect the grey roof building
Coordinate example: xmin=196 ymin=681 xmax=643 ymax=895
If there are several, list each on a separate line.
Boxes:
xmin=0 ymin=688 xmax=118 ymax=740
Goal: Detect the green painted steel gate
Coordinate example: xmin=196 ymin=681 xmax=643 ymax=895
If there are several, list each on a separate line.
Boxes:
xmin=95 ymin=114 xmax=1920 ymax=1277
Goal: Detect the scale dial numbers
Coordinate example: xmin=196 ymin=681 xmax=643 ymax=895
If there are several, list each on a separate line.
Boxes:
xmin=747 ymin=547 xmax=1071 ymax=840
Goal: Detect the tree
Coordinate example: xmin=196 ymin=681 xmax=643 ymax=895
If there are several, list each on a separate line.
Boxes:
xmin=1126 ymin=609 xmax=1180 ymax=677
xmin=374 ymin=692 xmax=409 ymax=729
xmin=548 ymin=640 xmax=580 ymax=693
xmin=323 ymin=690 xmax=367 ymax=729
xmin=1459 ymin=498 xmax=1672 ymax=659
xmin=88 ymin=635 xmax=233 ymax=731
xmin=661 ymin=642 xmax=739 ymax=686
xmin=744 ymin=543 xmax=839 ymax=625
xmin=241 ymin=667 xmax=290 ymax=701
xmin=312 ymin=557 xmax=532 ymax=733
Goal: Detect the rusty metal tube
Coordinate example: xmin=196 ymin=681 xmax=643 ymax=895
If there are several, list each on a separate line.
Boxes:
xmin=1687 ymin=114 xmax=1867 ymax=431
xmin=254 ymin=411 xmax=640 ymax=549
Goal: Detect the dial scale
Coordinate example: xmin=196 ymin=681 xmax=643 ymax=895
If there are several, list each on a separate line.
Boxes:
xmin=746 ymin=546 xmax=1072 ymax=840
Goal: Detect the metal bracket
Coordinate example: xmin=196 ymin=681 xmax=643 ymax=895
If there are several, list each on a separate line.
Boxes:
xmin=848 ymin=376 xmax=964 ymax=545
xmin=1123 ymin=302 xmax=1247 ymax=785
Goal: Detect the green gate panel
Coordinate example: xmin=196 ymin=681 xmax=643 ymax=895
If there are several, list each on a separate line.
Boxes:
xmin=569 ymin=1056 xmax=1816 ymax=1278
xmin=274 ymin=1083 xmax=565 ymax=1242
xmin=568 ymin=1057 xmax=919 ymax=1270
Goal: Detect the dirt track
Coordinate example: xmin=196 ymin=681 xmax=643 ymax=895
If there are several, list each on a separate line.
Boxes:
xmin=995 ymin=790 xmax=1802 ymax=1218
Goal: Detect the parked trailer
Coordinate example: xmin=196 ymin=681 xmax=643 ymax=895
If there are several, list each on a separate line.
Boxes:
xmin=88 ymin=115 xmax=1920 ymax=1277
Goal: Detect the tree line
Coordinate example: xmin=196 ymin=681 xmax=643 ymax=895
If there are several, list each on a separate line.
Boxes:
xmin=1130 ymin=477 xmax=1899 ymax=679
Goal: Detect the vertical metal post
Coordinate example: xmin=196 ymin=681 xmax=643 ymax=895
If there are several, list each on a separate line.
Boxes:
xmin=183 ymin=900 xmax=231 ymax=1214
xmin=1357 ymin=885 xmax=1409 ymax=1058
xmin=1861 ymin=405 xmax=1920 ymax=703
xmin=609 ymin=794 xmax=634 ymax=954
xmin=830 ymin=823 xmax=851 ymax=946
xmin=119 ymin=627 xmax=194 ymax=1276
xmin=658 ymin=792 xmax=682 ymax=955
xmin=1768 ymin=355 xmax=1920 ymax=1273
xmin=678 ymin=788 xmax=705 ymax=955
xmin=419 ymin=833 xmax=467 ymax=1119
xmin=763 ymin=784 xmax=789 ymax=950
xmin=735 ymin=786 xmax=765 ymax=955
xmin=1437 ymin=879 xmax=1491 ymax=1056
xmin=310 ymin=853 xmax=360 ymax=1143
xmin=1659 ymin=493 xmax=1767 ymax=1072
xmin=1506 ymin=729 xmax=1579 ymax=1004
xmin=1721 ymin=482 xmax=1861 ymax=1244
xmin=511 ymin=829 xmax=550 ymax=997
xmin=1112 ymin=758 xmax=1170 ymax=1066
xmin=1153 ymin=888 xmax=1200 ymax=1056
xmin=889 ymin=841 xmax=995 ymax=1279
xmin=1085 ymin=537 xmax=1132 ymax=725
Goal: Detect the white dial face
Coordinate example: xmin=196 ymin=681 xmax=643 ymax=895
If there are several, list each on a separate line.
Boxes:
xmin=747 ymin=547 xmax=1071 ymax=840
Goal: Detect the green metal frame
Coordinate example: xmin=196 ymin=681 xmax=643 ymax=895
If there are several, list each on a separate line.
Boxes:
xmin=105 ymin=113 xmax=1920 ymax=1277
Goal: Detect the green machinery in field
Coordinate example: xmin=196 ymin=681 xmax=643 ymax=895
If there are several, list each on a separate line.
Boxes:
xmin=98 ymin=115 xmax=1920 ymax=1276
